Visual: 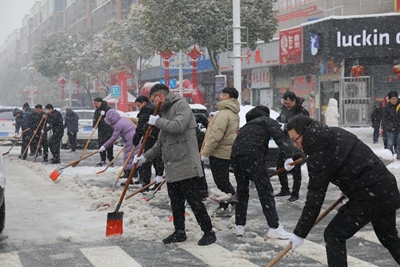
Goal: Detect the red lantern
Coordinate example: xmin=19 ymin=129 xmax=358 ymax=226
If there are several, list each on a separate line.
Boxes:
xmin=392 ymin=64 xmax=400 ymax=79
xmin=350 ymin=65 xmax=364 ymax=78
xmin=24 ymin=89 xmax=30 ymax=97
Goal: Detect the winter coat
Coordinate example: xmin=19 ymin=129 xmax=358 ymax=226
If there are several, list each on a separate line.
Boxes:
xmin=93 ymin=100 xmax=113 ymax=139
xmin=31 ymin=111 xmax=46 ymax=136
xmin=44 ymin=109 xmax=64 ymax=137
xmin=381 ymin=99 xmax=400 ymax=133
xmin=276 ymin=97 xmax=310 ymax=125
xmin=104 ymin=109 xmax=139 ymax=170
xmin=231 ymin=107 xmax=296 ymax=159
xmin=143 ymin=92 xmax=203 ymax=182
xmin=293 ymin=121 xmax=400 ymax=238
xmin=201 ymin=99 xmax=240 ymax=159
xmin=132 ymin=102 xmax=160 ymax=150
xmin=324 ymin=98 xmax=340 ymax=127
xmin=64 ymin=110 xmax=79 ymax=133
xmin=371 ymin=102 xmax=383 ymax=128
xmin=13 ymin=108 xmax=23 ymax=133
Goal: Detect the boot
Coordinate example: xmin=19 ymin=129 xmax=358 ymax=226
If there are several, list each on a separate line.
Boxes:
xmin=119 ymin=170 xmax=130 ymax=179
xmin=43 ymin=154 xmax=48 ymax=162
xmin=162 ymin=230 xmax=187 ymax=244
xmin=198 ymin=231 xmax=216 ymax=246
xmin=275 ymin=190 xmax=291 ymax=197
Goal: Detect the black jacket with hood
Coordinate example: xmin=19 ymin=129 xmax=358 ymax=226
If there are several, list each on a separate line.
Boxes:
xmin=276 ymin=97 xmax=310 ymax=124
xmin=293 ymin=120 xmax=400 ymax=238
xmin=93 ymin=100 xmax=113 ymax=138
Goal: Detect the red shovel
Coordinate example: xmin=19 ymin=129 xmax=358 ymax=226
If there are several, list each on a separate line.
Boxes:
xmin=49 ymin=150 xmax=98 ymax=181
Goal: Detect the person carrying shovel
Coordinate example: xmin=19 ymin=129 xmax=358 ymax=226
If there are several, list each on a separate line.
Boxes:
xmin=93 ymin=97 xmax=114 ymax=167
xmin=285 ymin=115 xmax=400 ymax=266
xmin=133 ymin=84 xmax=216 ymax=246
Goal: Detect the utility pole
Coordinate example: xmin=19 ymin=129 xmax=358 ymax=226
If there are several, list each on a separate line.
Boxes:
xmin=233 ymin=0 xmax=242 ymax=104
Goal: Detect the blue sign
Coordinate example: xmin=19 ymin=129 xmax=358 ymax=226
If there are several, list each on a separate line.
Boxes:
xmin=169 ymin=79 xmax=177 ymax=89
xmin=309 ymin=33 xmax=319 ymax=56
xmin=159 ymin=79 xmax=165 ymax=85
xmin=110 ymin=85 xmax=121 ymax=98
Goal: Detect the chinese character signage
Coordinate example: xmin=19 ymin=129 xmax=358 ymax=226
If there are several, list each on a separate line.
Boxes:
xmin=251 ymin=68 xmax=270 ymax=89
xmin=279 ymin=27 xmax=302 ymax=65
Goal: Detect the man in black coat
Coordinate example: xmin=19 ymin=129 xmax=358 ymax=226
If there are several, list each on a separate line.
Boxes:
xmin=130 ymin=96 xmax=164 ymax=187
xmin=44 ymin=104 xmax=64 ymax=164
xmin=31 ymin=104 xmax=49 ymax=162
xmin=286 ymin=115 xmax=400 ymax=266
xmin=382 ymin=90 xmax=400 ymax=158
xmin=371 ymin=101 xmax=383 ymax=144
xmin=231 ymin=106 xmax=298 ymax=238
xmin=64 ymin=107 xmax=79 ymax=152
xmin=93 ymin=97 xmax=114 ymax=166
xmin=275 ymin=91 xmax=309 ymax=202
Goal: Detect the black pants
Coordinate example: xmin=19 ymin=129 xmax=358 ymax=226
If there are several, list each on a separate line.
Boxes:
xmin=20 ymin=131 xmax=32 ymax=158
xmin=167 ymin=177 xmax=213 ymax=233
xmin=324 ymin=208 xmax=400 ymax=266
xmin=209 ymin=156 xmax=236 ymax=195
xmin=139 ymin=155 xmax=164 ymax=184
xmin=98 ymin=135 xmax=113 ymax=162
xmin=49 ymin=133 xmax=62 ymax=160
xmin=276 ymin=152 xmax=302 ymax=197
xmin=232 ymin=154 xmax=280 ymax=228
xmin=31 ymin=133 xmax=49 ymax=158
xmin=372 ymin=125 xmax=380 ymax=143
xmin=67 ymin=131 xmax=77 ymax=151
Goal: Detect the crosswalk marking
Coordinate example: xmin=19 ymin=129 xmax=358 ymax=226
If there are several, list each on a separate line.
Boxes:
xmin=0 ymin=251 xmax=23 ymax=267
xmin=80 ymin=246 xmax=142 ymax=267
xmin=354 ymin=231 xmax=379 ymax=243
xmin=178 ymin=241 xmax=259 ymax=267
xmin=271 ymin=238 xmax=379 ymax=266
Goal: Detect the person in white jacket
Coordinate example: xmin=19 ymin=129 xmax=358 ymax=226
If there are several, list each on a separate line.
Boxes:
xmin=324 ymin=98 xmax=340 ymax=127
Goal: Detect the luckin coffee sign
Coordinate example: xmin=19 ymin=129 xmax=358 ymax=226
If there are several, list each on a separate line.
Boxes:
xmin=331 ymin=15 xmax=400 ymax=58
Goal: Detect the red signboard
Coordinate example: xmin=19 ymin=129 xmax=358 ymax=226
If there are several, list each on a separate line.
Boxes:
xmin=117 ymin=71 xmax=128 ymax=112
xmin=279 ymin=27 xmax=302 ymax=65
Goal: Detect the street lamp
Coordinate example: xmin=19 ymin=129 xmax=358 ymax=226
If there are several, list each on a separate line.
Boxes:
xmin=28 ymin=66 xmax=35 ymax=106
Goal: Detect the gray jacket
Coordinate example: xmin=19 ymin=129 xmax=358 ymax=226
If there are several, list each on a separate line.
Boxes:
xmin=143 ymin=92 xmax=203 ymax=182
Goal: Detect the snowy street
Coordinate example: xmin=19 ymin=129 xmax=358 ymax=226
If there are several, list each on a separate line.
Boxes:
xmin=0 ymin=127 xmax=399 ymax=266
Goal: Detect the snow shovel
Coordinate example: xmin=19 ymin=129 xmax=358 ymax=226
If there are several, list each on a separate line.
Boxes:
xmin=32 ymin=116 xmax=48 ymax=162
xmin=96 ymin=145 xmax=125 ymax=175
xmin=2 ymin=131 xmax=27 ymax=156
xmin=125 ymin=181 xmax=157 ymax=201
xmin=49 ymin=150 xmax=98 ymax=181
xmin=106 ymin=102 xmax=161 ymax=237
xmin=142 ymin=179 xmax=166 ymax=201
xmin=0 ymin=127 xmax=30 ymax=146
xmin=265 ymin=194 xmax=346 ymax=267
xmin=110 ymin=145 xmax=137 ymax=188
xmin=22 ymin=117 xmax=45 ymax=158
xmin=80 ymin=114 xmax=102 ymax=159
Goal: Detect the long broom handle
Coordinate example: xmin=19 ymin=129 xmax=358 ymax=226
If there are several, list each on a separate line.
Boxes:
xmin=0 ymin=128 xmax=31 ymax=145
xmin=80 ymin=114 xmax=103 ymax=158
xmin=199 ymin=115 xmax=214 ymax=156
xmin=115 ymin=102 xmax=162 ymax=212
xmin=22 ymin=117 xmax=45 ymax=157
xmin=265 ymin=195 xmax=346 ymax=267
xmin=34 ymin=116 xmax=48 ymax=155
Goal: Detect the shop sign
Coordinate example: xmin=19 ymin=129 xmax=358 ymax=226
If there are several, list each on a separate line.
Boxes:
xmin=279 ymin=27 xmax=302 ymax=65
xmin=251 ymin=68 xmax=270 ymax=89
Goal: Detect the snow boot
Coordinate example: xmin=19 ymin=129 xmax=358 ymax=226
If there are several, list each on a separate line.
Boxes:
xmin=162 ymin=230 xmax=187 ymax=244
xmin=198 ymin=231 xmax=216 ymax=246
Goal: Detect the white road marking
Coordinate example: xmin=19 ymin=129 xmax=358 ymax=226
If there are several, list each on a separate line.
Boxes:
xmin=0 ymin=251 xmax=23 ymax=267
xmin=271 ymin=238 xmax=379 ymax=267
xmin=354 ymin=231 xmax=380 ymax=243
xmin=178 ymin=241 xmax=259 ymax=267
xmin=80 ymin=246 xmax=142 ymax=267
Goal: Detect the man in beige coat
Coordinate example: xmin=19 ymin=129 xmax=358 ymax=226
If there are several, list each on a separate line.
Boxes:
xmin=201 ymin=87 xmax=240 ymax=215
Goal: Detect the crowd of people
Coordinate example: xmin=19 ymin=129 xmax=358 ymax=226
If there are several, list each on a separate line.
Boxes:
xmin=8 ymin=85 xmax=400 ymax=266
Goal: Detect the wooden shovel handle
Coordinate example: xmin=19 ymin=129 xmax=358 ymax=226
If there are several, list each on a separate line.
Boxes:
xmin=269 ymin=158 xmax=303 ymax=178
xmin=63 ymin=150 xmax=98 ymax=170
xmin=34 ymin=116 xmax=48 ymax=155
xmin=265 ymin=195 xmax=346 ymax=267
xmin=22 ymin=117 xmax=45 ymax=157
xmin=81 ymin=114 xmax=102 ymax=158
xmin=0 ymin=128 xmax=31 ymax=146
xmin=125 ymin=181 xmax=156 ymax=200
xmin=2 ymin=130 xmax=27 ymax=155
xmin=115 ymin=145 xmax=136 ymax=182
xmin=115 ymin=102 xmax=162 ymax=212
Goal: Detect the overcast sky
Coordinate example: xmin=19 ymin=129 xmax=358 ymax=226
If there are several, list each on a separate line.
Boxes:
xmin=0 ymin=0 xmax=37 ymax=45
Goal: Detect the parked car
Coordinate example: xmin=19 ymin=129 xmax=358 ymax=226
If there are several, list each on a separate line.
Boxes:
xmin=0 ymin=107 xmax=18 ymax=142
xmin=0 ymin=153 xmax=5 ymax=233
xmin=61 ymin=109 xmax=98 ymax=149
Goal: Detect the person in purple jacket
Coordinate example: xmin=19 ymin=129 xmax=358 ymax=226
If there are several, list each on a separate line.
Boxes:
xmin=100 ymin=109 xmax=140 ymax=178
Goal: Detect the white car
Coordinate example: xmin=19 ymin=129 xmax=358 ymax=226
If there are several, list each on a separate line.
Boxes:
xmin=61 ymin=109 xmax=98 ymax=149
xmin=0 ymin=107 xmax=18 ymax=142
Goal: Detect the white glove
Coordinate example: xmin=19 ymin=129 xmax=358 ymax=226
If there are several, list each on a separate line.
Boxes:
xmin=100 ymin=110 xmax=105 ymax=115
xmin=287 ymin=234 xmax=304 ymax=251
xmin=99 ymin=146 xmax=106 ymax=152
xmin=133 ymin=154 xmax=146 ymax=164
xmin=279 ymin=122 xmax=285 ymax=131
xmin=41 ymin=129 xmax=45 ymax=134
xmin=148 ymin=115 xmax=160 ymax=125
xmin=284 ymin=158 xmax=295 ymax=171
xmin=154 ymin=175 xmax=164 ymax=184
xmin=209 ymin=111 xmax=218 ymax=118
xmin=200 ymin=155 xmax=208 ymax=162
xmin=92 ymin=128 xmax=96 ymax=132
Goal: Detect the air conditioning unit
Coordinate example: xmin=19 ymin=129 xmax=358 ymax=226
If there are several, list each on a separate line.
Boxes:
xmin=343 ymin=82 xmax=367 ymax=98
xmin=344 ymin=104 xmax=368 ymax=125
